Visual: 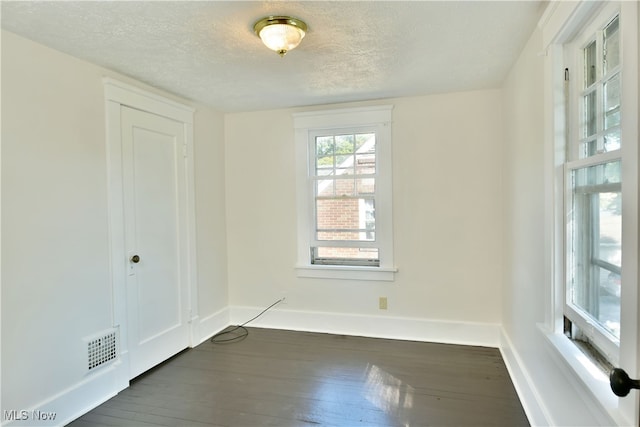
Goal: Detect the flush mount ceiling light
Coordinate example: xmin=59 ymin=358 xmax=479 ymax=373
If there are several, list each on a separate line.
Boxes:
xmin=253 ymin=16 xmax=307 ymax=57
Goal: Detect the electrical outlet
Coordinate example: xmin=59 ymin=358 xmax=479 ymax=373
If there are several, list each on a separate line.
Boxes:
xmin=379 ymin=297 xmax=388 ymax=310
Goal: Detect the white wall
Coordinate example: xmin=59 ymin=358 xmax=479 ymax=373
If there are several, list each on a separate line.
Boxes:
xmin=501 ymin=27 xmax=546 ymax=345
xmin=1 ymin=30 xmax=227 ymax=424
xmin=2 ymin=30 xmax=113 ymax=417
xmin=224 ymin=90 xmax=504 ymax=340
xmin=194 ymin=106 xmax=229 ymax=332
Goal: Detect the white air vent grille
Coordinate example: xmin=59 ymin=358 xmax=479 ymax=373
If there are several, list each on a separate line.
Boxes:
xmin=87 ymin=330 xmax=117 ymax=371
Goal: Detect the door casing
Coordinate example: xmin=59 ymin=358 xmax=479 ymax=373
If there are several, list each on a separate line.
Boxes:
xmin=103 ymin=78 xmax=199 ymax=384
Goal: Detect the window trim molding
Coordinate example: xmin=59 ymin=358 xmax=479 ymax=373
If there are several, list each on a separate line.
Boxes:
xmin=295 ymin=264 xmax=397 ymax=282
xmin=538 ymin=324 xmax=624 ymax=425
xmin=293 ymin=105 xmax=396 ymax=281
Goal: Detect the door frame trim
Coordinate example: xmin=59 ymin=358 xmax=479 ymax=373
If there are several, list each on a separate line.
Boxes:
xmin=103 ymin=78 xmax=198 ymax=383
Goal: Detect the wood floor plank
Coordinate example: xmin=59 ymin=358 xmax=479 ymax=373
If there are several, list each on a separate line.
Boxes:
xmin=67 ymin=328 xmax=529 ymax=426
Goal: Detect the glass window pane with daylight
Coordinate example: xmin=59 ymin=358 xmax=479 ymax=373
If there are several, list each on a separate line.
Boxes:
xmin=578 ymin=16 xmax=621 ymax=159
xmin=568 ymin=161 xmax=621 ymax=340
xmin=311 ymin=247 xmax=379 ymax=266
xmin=604 ymin=16 xmax=620 ymax=73
xmin=312 ymin=131 xmax=378 ymax=266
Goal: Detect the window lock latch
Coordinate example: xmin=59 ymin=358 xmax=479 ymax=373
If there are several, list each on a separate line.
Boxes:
xmin=610 ymin=368 xmax=640 ymax=397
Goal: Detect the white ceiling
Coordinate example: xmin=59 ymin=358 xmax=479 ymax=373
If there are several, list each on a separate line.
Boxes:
xmin=1 ymin=1 xmax=545 ymax=113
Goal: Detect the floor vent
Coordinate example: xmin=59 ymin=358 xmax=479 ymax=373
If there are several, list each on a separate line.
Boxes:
xmin=86 ymin=329 xmax=118 ymax=371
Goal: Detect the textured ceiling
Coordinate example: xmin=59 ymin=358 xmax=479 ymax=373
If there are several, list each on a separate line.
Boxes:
xmin=1 ymin=1 xmax=544 ymax=113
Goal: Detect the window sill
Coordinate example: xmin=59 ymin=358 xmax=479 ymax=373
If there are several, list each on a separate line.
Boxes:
xmin=537 ymin=323 xmax=630 ymax=426
xmin=296 ymin=265 xmax=397 ymax=281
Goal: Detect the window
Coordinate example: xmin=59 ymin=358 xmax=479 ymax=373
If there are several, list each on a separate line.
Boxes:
xmin=311 ymin=130 xmax=378 ymax=266
xmin=564 ymin=9 xmax=623 ymax=365
xmin=564 ymin=0 xmax=637 ymax=372
xmin=294 ymin=106 xmax=395 ymax=281
xmin=542 ymin=0 xmax=638 ymax=421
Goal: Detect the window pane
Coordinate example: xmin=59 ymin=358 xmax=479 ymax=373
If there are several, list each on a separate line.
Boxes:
xmin=597 ymin=193 xmax=621 ymax=268
xmin=316 ymin=136 xmax=334 ymax=172
xmin=317 ymin=231 xmax=375 ymax=241
xmin=316 ymin=197 xmax=375 ymax=241
xmin=583 ymin=91 xmax=597 ymax=138
xmin=604 ymin=128 xmax=621 ymax=152
xmin=316 ymin=179 xmax=334 ymax=197
xmin=333 ymin=178 xmax=355 ymax=197
xmin=596 ymin=266 xmax=621 ymax=338
xmin=573 ymin=160 xmax=621 ymax=187
xmin=363 ymin=199 xmax=375 ymax=240
xmin=356 ymin=153 xmax=376 ymax=175
xmin=569 ymin=161 xmax=621 ymax=339
xmin=312 ymin=247 xmax=379 ymax=266
xmin=316 ymin=133 xmax=376 ymax=177
xmin=356 ymin=178 xmax=375 ymax=195
xmin=604 ymin=74 xmax=620 ymax=130
xmin=604 ymin=16 xmax=620 ymax=74
xmin=336 ymin=154 xmax=355 ymax=175
xmin=584 ymin=40 xmax=597 ymax=88
xmin=580 ymin=138 xmax=598 ymax=158
xmin=355 ymin=133 xmax=375 ymax=151
xmin=335 ymin=134 xmax=355 ymax=153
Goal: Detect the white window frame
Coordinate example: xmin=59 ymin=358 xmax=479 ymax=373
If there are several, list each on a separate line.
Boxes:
xmin=293 ymin=106 xmax=396 ymax=281
xmin=564 ymin=6 xmax=622 ymax=366
xmin=541 ymin=1 xmax=639 ymax=424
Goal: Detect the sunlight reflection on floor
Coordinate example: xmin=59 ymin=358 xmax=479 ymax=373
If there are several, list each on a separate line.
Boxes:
xmin=364 ymin=363 xmax=415 ymax=425
xmin=307 ymin=363 xmax=415 ymax=425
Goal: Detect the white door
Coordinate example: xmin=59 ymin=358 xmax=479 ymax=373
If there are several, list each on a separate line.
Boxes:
xmin=121 ymin=106 xmax=190 ymax=379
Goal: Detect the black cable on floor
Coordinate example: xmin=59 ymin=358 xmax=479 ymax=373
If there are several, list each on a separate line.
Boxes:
xmin=210 ymin=298 xmax=285 ymax=344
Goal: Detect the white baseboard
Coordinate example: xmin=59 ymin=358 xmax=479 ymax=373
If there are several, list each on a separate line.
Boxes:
xmin=1 ymin=361 xmax=127 ymax=427
xmin=229 ymin=305 xmax=501 ymax=347
xmin=197 ymin=306 xmax=230 ymax=344
xmin=499 ymin=329 xmax=551 ymax=427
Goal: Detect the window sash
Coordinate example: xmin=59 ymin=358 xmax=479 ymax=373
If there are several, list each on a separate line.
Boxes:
xmin=564 ymin=164 xmax=622 ymax=362
xmin=575 ymin=15 xmax=622 ymax=160
xmin=309 ymin=128 xmax=381 ymax=266
xmin=564 ymin=10 xmax=623 ymax=365
xmin=565 ymin=160 xmax=621 ymax=359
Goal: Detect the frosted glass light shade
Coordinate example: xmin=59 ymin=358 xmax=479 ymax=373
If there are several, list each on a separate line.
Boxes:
xmin=254 ymin=16 xmax=307 ymax=57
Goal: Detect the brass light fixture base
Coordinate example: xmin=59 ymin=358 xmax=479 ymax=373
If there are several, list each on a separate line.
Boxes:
xmin=254 ymin=16 xmax=308 ymax=57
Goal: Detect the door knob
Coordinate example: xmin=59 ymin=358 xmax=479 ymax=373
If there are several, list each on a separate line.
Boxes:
xmin=130 ymin=255 xmax=140 ymax=263
xmin=610 ymin=368 xmax=640 ymax=397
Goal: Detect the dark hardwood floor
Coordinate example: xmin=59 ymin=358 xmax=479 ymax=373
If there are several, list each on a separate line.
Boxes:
xmin=68 ymin=328 xmax=529 ymax=426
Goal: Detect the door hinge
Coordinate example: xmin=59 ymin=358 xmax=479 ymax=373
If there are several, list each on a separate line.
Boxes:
xmin=182 ymin=143 xmax=188 ymax=158
xmin=564 ymin=68 xmax=570 ymax=81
